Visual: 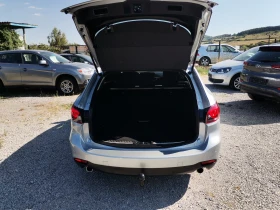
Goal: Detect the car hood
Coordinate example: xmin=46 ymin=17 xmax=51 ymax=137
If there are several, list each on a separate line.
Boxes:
xmin=62 ymin=0 xmax=217 ymax=72
xmin=212 ymin=59 xmax=244 ymax=69
xmin=60 ymin=62 xmax=95 ymax=69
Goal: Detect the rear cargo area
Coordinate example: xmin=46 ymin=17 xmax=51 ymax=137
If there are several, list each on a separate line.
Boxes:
xmin=90 ymin=71 xmax=199 ymax=147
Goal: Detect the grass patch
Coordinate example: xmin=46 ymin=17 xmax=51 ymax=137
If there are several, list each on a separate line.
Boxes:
xmin=196 ymin=66 xmax=210 ymax=75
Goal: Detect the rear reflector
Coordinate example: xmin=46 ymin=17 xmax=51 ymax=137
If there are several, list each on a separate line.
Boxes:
xmin=201 ymin=159 xmax=217 ymax=166
xmin=74 ymin=158 xmax=88 ymax=164
xmin=206 ymin=103 xmax=220 ymax=124
xmin=71 ymin=106 xmax=82 ymax=124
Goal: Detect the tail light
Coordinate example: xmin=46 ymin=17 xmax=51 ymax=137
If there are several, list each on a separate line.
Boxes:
xmin=197 ymin=53 xmax=200 ymax=56
xmin=71 ymin=106 xmax=82 ymax=124
xmin=206 ymin=103 xmax=220 ymax=124
xmin=244 ymin=61 xmax=248 ymax=66
xmin=271 ymin=65 xmax=280 ymax=69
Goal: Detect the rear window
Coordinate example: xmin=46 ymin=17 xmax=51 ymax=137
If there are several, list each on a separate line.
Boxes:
xmin=250 ymin=51 xmax=280 ymax=63
xmin=0 ymin=53 xmax=22 ymax=64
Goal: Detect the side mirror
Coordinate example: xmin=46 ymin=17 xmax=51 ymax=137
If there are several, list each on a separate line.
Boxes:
xmin=39 ymin=60 xmax=48 ymax=66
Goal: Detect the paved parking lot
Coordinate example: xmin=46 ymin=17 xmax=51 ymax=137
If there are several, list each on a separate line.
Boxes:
xmin=0 ymin=76 xmax=279 ymax=210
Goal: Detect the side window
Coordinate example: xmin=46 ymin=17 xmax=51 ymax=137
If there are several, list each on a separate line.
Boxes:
xmin=0 ymin=53 xmax=22 ymax=64
xmin=71 ymin=56 xmax=85 ymax=63
xmin=222 ymin=46 xmax=235 ymax=53
xmin=207 ymin=45 xmax=220 ymax=52
xmin=63 ymin=55 xmax=71 ymax=61
xmin=22 ymin=53 xmax=42 ymax=64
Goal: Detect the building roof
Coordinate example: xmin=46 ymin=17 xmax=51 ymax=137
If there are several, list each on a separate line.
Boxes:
xmin=0 ymin=22 xmax=37 ymax=29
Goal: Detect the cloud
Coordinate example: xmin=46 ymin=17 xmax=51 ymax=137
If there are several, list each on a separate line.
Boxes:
xmin=28 ymin=6 xmax=42 ymax=10
xmin=24 ymin=2 xmax=30 ymax=5
xmin=0 ymin=3 xmax=5 ymax=7
xmin=33 ymin=13 xmax=41 ymax=16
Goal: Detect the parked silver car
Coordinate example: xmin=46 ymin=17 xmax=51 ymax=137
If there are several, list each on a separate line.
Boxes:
xmin=0 ymin=50 xmax=95 ymax=94
xmin=208 ymin=46 xmax=260 ymax=90
xmin=196 ymin=44 xmax=241 ymax=66
xmin=63 ymin=0 xmax=220 ymax=180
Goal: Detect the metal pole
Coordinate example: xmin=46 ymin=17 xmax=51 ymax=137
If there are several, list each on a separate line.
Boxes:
xmin=22 ymin=28 xmax=26 ymax=50
xmin=218 ymin=40 xmax=221 ymax=60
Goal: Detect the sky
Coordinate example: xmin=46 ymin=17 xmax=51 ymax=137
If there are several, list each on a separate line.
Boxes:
xmin=1 ymin=0 xmax=280 ymax=44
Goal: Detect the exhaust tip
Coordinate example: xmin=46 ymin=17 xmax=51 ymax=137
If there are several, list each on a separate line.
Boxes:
xmin=197 ymin=168 xmax=204 ymax=174
xmin=86 ymin=167 xmax=93 ymax=173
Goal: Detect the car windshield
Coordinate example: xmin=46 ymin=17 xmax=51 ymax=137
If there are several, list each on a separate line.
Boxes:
xmin=78 ymin=54 xmax=93 ymax=62
xmin=233 ymin=47 xmax=259 ymax=61
xmin=39 ymin=51 xmax=71 ymax=63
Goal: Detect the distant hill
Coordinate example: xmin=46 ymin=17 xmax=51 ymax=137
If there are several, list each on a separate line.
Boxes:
xmin=203 ymin=25 xmax=280 ymax=50
xmin=237 ymin=26 xmax=280 ymax=36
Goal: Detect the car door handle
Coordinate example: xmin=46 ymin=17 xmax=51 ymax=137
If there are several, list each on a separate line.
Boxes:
xmin=23 ymin=68 xmax=27 ymax=72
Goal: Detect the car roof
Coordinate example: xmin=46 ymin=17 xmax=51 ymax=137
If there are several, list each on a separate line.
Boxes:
xmin=0 ymin=50 xmax=50 ymax=54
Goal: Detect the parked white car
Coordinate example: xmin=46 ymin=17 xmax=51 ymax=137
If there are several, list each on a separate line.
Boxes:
xmin=208 ymin=46 xmax=260 ymax=90
xmin=196 ymin=44 xmax=241 ymax=66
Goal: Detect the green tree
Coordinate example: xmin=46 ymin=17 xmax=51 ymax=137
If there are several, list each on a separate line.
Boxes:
xmin=28 ymin=43 xmax=61 ymax=53
xmin=47 ymin=27 xmax=68 ymax=47
xmin=0 ymin=27 xmax=23 ymax=50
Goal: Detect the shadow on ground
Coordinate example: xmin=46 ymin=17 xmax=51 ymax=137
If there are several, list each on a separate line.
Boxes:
xmin=0 ymin=121 xmax=190 ymax=210
xmin=0 ymin=87 xmax=81 ymax=98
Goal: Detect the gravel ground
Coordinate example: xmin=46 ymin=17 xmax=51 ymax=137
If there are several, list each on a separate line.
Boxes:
xmin=0 ymin=77 xmax=279 ymax=210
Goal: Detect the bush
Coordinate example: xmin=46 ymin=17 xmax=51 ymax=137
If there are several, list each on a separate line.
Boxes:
xmin=0 ymin=27 xmax=23 ymax=50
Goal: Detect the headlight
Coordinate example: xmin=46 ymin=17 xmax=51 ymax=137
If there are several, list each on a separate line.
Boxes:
xmin=78 ymin=68 xmax=94 ymax=75
xmin=215 ymin=67 xmax=232 ymax=74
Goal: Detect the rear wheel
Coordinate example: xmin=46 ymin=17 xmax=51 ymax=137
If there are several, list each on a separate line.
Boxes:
xmin=248 ymin=93 xmax=264 ymax=101
xmin=56 ymin=76 xmax=78 ymax=95
xmin=199 ymin=57 xmax=211 ymax=66
xmin=230 ymin=74 xmax=240 ymax=90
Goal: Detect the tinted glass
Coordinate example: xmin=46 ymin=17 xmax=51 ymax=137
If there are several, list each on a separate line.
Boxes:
xmin=77 ymin=54 xmax=93 ymax=62
xmin=0 ymin=53 xmax=22 ymax=64
xmin=22 ymin=53 xmax=42 ymax=64
xmin=233 ymin=47 xmax=259 ymax=61
xmin=72 ymin=56 xmax=85 ymax=63
xmin=250 ymin=51 xmax=280 ymax=62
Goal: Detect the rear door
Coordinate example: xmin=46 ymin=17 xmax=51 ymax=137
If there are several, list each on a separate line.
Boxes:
xmin=206 ymin=45 xmax=220 ymax=63
xmin=221 ymin=45 xmax=239 ymax=60
xmin=21 ymin=52 xmax=54 ymax=86
xmin=62 ymin=0 xmax=217 ymax=72
xmin=0 ymin=53 xmax=22 ymax=86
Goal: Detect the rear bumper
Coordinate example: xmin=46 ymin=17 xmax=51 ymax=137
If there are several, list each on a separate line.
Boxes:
xmin=86 ymin=162 xmax=216 ymax=175
xmin=240 ymin=82 xmax=280 ymax=101
xmin=69 ymin=124 xmax=221 ymax=175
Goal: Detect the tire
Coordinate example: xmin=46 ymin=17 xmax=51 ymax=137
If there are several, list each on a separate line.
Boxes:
xmin=248 ymin=93 xmax=264 ymax=101
xmin=199 ymin=57 xmax=211 ymax=66
xmin=56 ymin=76 xmax=78 ymax=95
xmin=230 ymin=74 xmax=241 ymax=90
